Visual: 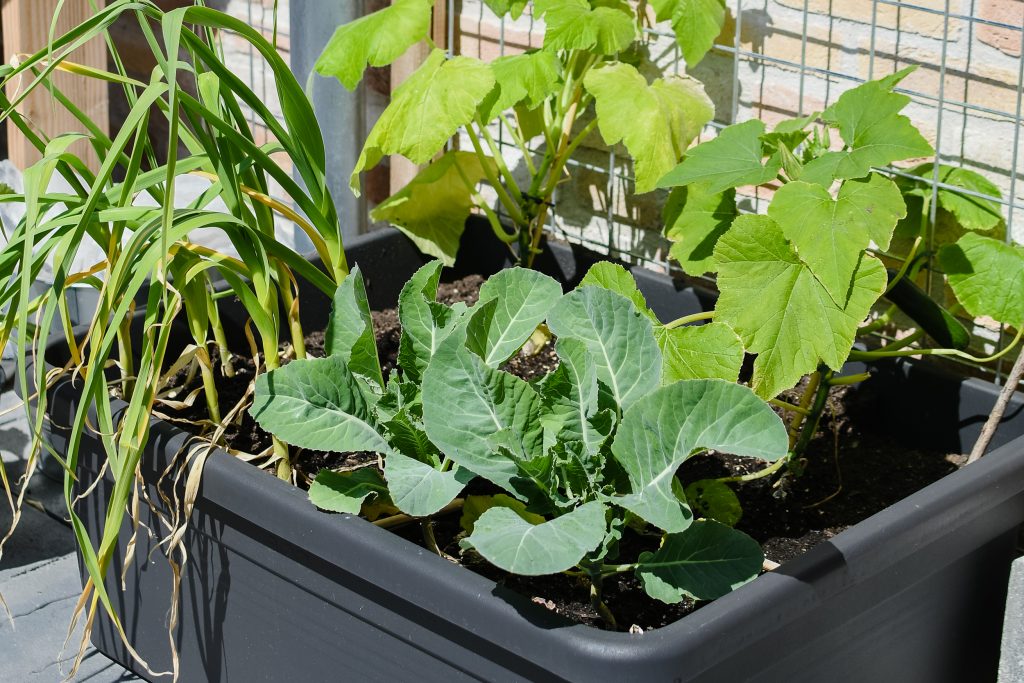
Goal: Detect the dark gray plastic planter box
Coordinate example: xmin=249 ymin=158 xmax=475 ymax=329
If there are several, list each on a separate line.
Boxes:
xmin=42 ymin=220 xmax=1024 ymax=682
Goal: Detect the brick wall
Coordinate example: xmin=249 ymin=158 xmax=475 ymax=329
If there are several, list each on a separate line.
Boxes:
xmin=454 ymin=0 xmax=1024 ymax=269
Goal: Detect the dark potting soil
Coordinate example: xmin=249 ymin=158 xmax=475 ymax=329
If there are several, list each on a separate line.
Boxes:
xmin=162 ymin=274 xmax=964 ymax=633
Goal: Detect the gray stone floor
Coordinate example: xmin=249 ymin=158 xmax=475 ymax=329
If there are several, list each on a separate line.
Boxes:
xmin=0 ymin=391 xmax=138 ymax=682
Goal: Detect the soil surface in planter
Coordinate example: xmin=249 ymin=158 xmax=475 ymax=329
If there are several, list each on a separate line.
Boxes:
xmin=163 ymin=274 xmax=965 ymax=633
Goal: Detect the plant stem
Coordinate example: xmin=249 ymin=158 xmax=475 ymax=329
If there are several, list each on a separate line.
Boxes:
xmin=715 ymin=455 xmax=789 ymax=484
xmin=501 ymin=114 xmax=536 ymax=175
xmin=278 ymin=269 xmax=306 ymax=360
xmin=786 ymin=371 xmax=821 ymax=449
xmin=850 ymin=326 xmax=1024 ymax=363
xmin=261 ymin=338 xmax=292 ymax=480
xmin=967 ymin=343 xmax=1024 ymax=464
xmin=664 ymin=310 xmax=714 ymax=330
xmin=195 ymin=346 xmax=222 ymax=424
xmin=581 ymin=560 xmax=617 ymax=629
xmin=792 ymin=370 xmax=834 ymax=459
xmin=858 ymin=304 xmax=896 ymax=334
xmin=116 ymin=311 xmax=135 ymax=399
xmin=770 ymin=398 xmax=809 ymax=415
xmin=828 ymin=372 xmax=871 ymax=386
xmin=208 ymin=294 xmax=234 ymax=377
xmin=466 ymin=123 xmax=527 ymax=228
xmin=475 ymin=115 xmax=526 ymax=206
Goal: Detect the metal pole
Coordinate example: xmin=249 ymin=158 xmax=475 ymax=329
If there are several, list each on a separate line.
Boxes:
xmin=289 ymin=0 xmax=367 ymax=240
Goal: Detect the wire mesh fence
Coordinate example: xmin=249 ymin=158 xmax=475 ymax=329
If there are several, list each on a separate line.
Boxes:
xmin=453 ymin=0 xmax=1024 ymax=380
xmin=229 ymin=1 xmax=1023 ymax=380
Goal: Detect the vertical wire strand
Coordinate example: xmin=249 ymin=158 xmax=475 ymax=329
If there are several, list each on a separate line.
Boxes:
xmin=925 ymin=1 xmax=951 ymax=298
xmin=798 ymin=0 xmax=810 ymax=116
xmin=731 ymin=0 xmax=743 ymax=123
xmin=868 ymin=0 xmax=878 ymax=80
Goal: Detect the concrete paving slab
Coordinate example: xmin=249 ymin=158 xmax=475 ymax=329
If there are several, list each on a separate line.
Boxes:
xmin=1 ymin=389 xmax=136 ymax=682
xmin=0 ymin=553 xmax=139 ymax=682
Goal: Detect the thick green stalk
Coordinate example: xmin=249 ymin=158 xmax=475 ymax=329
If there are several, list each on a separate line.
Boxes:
xmin=792 ymin=370 xmax=834 ymax=460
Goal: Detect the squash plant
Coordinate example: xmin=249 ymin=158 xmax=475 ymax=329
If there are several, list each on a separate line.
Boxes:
xmin=659 ymin=67 xmax=1024 ymax=465
xmin=315 ymin=0 xmax=724 ymax=267
xmin=252 ymin=261 xmax=789 ymax=624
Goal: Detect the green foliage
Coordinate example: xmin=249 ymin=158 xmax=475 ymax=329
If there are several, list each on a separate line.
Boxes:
xmin=768 ymin=174 xmax=905 ymax=303
xmin=659 ymin=69 xmax=1021 ymax=412
xmin=327 ymin=0 xmax=721 ymax=268
xmin=351 ymin=49 xmax=495 ymax=194
xmin=658 ymin=119 xmax=782 ymax=194
xmin=256 ymin=261 xmax=788 ymax=612
xmin=541 ymin=0 xmax=637 ymax=54
xmin=663 ymin=185 xmax=736 ymax=275
xmin=651 ymin=0 xmax=728 ymax=67
xmin=800 ymin=68 xmax=933 ymax=184
xmin=612 ymin=380 xmax=787 ymax=532
xmin=636 ymin=520 xmax=762 ymax=602
xmin=370 ymin=151 xmax=498 ymax=265
xmin=656 ymin=323 xmax=744 ymax=384
xmin=715 ymin=215 xmax=887 ymax=399
xmin=314 ymin=0 xmax=433 ymax=90
xmin=685 ymin=479 xmax=743 ymax=527
xmin=940 ymin=233 xmax=1024 ymax=327
xmin=584 ymin=62 xmax=714 ymax=192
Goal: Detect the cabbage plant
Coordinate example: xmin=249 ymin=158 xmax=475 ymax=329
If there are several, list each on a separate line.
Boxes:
xmin=253 ymin=261 xmax=790 ymax=624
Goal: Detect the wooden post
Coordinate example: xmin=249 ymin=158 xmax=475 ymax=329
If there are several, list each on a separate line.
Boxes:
xmin=1 ymin=0 xmax=109 ymax=170
xmin=389 ymin=0 xmax=451 ymax=192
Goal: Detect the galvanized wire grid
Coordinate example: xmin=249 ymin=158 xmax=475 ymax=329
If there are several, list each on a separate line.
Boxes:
xmin=453 ymin=0 xmax=1024 ymax=382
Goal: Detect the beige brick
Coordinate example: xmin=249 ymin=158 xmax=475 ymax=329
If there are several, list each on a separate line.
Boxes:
xmin=978 ymin=0 xmax=1024 ymax=56
xmin=457 ymin=15 xmax=541 ymax=61
xmin=773 ymin=0 xmax=959 ymax=41
xmin=744 ymin=81 xmax=827 ymax=123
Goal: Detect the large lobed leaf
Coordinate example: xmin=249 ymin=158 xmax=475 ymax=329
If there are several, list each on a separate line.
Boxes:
xmin=656 ymin=323 xmax=744 ymax=384
xmin=484 ymin=0 xmax=529 ymax=19
xmin=611 ymin=379 xmax=788 ymax=532
xmin=657 ymin=119 xmax=781 ymax=194
xmin=801 ymin=69 xmax=933 ymax=185
xmin=651 ymin=0 xmax=728 ymax=68
xmin=579 ymin=262 xmax=658 ymax=322
xmin=540 ymin=0 xmax=637 ymax=55
xmin=371 ymin=151 xmax=497 ymax=266
xmin=351 ymin=49 xmax=495 ymax=194
xmin=314 ymin=0 xmax=433 ymax=91
xmin=663 ymin=185 xmax=736 ymax=276
xmin=939 ymin=232 xmax=1024 ymax=327
xmin=547 ymin=286 xmax=663 ymax=410
xmin=480 ymin=51 xmax=561 ymax=123
xmin=714 ymin=215 xmax=887 ymax=398
xmin=585 ymin=62 xmax=714 ymax=193
xmin=768 ymin=173 xmax=906 ymax=304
